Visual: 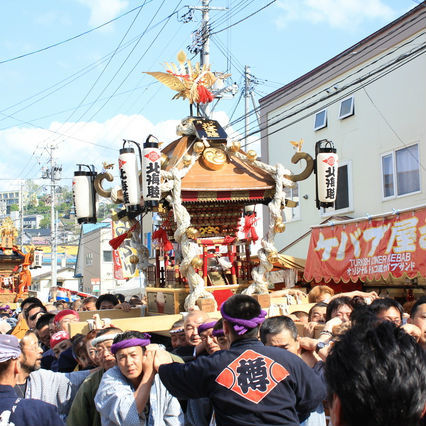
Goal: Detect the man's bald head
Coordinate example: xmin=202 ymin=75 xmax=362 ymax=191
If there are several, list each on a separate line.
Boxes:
xmin=184 ymin=311 xmax=209 ymax=346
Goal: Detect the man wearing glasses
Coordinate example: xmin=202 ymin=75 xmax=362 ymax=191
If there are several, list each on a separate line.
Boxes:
xmin=14 ymin=331 xmax=91 ymax=418
xmin=67 ymin=327 xmax=122 ymax=426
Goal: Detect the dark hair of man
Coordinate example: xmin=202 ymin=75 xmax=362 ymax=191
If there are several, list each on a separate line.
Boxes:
xmin=259 ymin=316 xmax=298 ymax=344
xmin=24 ymin=303 xmax=46 ymax=321
xmin=370 ymin=297 xmax=403 ymax=320
xmin=82 ymin=296 xmax=97 ymax=305
xmin=72 ymin=334 xmax=86 ymax=357
xmin=95 ymin=327 xmax=123 ymax=339
xmin=410 ymin=295 xmax=426 ymax=318
xmin=115 ymin=294 xmax=125 ymax=304
xmin=222 ymin=295 xmax=261 ymax=340
xmin=171 ymin=319 xmax=184 ymax=329
xmin=113 ymin=330 xmax=148 ymax=345
xmin=308 ymin=301 xmax=328 ymax=321
xmin=84 ymin=329 xmax=100 ymax=344
xmin=0 ymin=359 xmax=13 ymax=377
xmin=325 ymin=321 xmax=426 ymax=426
xmin=20 ymin=297 xmax=42 ymax=311
xmin=349 ymin=305 xmax=380 ymax=329
xmin=325 ymin=296 xmax=353 ymax=322
xmin=35 ymin=313 xmax=55 ymax=330
xmin=96 ymin=294 xmax=119 ymax=310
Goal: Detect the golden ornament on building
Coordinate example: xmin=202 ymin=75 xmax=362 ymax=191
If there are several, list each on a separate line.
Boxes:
xmin=186 ymin=227 xmax=199 ymax=240
xmin=202 ymin=147 xmax=227 ymax=171
xmin=229 ymin=141 xmax=241 ymax=152
xmin=182 ymin=154 xmax=192 ymax=167
xmin=191 ymin=256 xmax=203 ymax=269
xmin=274 ymin=221 xmax=286 ymax=233
xmin=246 ymin=150 xmax=258 ymax=162
xmin=267 ymin=251 xmax=279 ymax=264
xmin=193 ymin=141 xmax=205 ymax=154
xmin=161 ymin=153 xmax=169 ymax=168
xmin=129 ymin=255 xmax=139 ymax=264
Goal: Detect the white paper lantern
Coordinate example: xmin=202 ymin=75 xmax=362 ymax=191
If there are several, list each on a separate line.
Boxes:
xmin=315 ymin=140 xmax=338 ymax=209
xmin=72 ymin=168 xmax=97 ymax=224
xmin=142 ymin=139 xmax=161 ymax=209
xmin=119 ymin=147 xmax=141 ymax=213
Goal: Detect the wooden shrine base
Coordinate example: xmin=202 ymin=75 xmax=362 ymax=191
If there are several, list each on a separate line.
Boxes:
xmin=68 ymin=311 xmax=222 ymax=337
xmin=146 ymin=284 xmax=251 ymax=314
xmin=68 ymin=308 xmax=324 ymax=339
xmin=0 ymin=293 xmax=28 ymax=304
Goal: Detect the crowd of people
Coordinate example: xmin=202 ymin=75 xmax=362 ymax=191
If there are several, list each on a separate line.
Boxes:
xmin=0 ymin=287 xmax=424 ymax=425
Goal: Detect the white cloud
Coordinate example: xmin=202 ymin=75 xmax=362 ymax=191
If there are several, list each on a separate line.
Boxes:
xmin=275 ymin=0 xmax=396 ymax=30
xmin=0 ymin=114 xmax=179 ymax=191
xmin=0 ymin=111 xmax=250 ymax=192
xmin=77 ymin=0 xmax=129 ymax=27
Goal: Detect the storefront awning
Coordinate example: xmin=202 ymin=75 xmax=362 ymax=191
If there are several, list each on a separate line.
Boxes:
xmin=304 ymin=205 xmax=426 ymax=283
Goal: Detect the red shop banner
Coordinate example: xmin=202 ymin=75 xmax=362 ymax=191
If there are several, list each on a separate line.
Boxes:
xmin=304 ymin=207 xmax=426 ymax=283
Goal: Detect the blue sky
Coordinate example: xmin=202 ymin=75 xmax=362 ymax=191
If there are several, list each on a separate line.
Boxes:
xmin=0 ymin=0 xmax=418 ymax=190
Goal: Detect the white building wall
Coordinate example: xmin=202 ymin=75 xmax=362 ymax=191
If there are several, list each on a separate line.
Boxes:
xmin=81 ymin=224 xmax=116 ymax=294
xmin=263 ymin=29 xmax=426 ymax=259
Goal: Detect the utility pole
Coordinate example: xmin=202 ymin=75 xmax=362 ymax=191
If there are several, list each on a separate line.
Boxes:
xmin=200 ymin=0 xmax=210 ymax=67
xmin=19 ymin=181 xmax=24 ymax=250
xmin=244 ymin=65 xmax=251 ymax=148
xmin=42 ymin=145 xmax=62 ymax=290
xmin=189 ymin=0 xmax=226 ymax=67
xmin=243 ymin=65 xmax=261 ymax=149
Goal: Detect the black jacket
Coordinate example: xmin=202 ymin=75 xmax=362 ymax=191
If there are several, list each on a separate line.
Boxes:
xmin=159 ymin=338 xmax=326 ymax=426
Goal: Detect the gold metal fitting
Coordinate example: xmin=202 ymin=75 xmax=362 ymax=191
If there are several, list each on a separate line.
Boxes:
xmin=186 ymin=227 xmax=199 ymax=240
xmin=246 ymin=150 xmax=258 ymax=162
xmin=182 ymin=154 xmax=192 ymax=167
xmin=193 ymin=141 xmax=205 ymax=154
xmin=191 ymin=256 xmax=203 ymax=269
xmin=267 ymin=252 xmax=279 ymax=264
xmin=230 ymin=141 xmax=241 ymax=152
xmin=274 ymin=221 xmax=286 ymax=233
xmin=161 ymin=153 xmax=169 ymax=168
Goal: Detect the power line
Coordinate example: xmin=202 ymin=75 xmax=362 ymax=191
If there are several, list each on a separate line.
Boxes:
xmin=244 ymin=12 xmax=425 ymax=121
xmin=228 ymin=27 xmax=425 ymax=135
xmin=0 ymin=82 xmax=155 ymax=130
xmin=59 ymin=1 xmax=148 ymax=126
xmin=0 ymin=110 xmax=118 ymax=150
xmin=0 ymin=2 xmax=153 ymax=65
xmin=0 ymin=7 xmax=184 ymax=120
xmin=239 ymin=46 xmax=425 ymax=152
xmin=71 ymin=0 xmax=182 ymax=128
xmin=210 ymin=0 xmax=276 ymax=36
xmin=40 ymin=0 xmax=150 ymax=147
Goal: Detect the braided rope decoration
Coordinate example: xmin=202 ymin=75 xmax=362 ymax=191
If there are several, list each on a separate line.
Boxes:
xmin=161 ymin=146 xmax=217 ymax=311
xmin=228 ymin=148 xmax=294 ymax=295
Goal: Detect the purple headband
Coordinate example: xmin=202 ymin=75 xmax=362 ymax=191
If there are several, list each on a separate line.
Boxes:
xmin=169 ymin=328 xmax=184 ymax=335
xmin=111 ymin=337 xmax=151 ymax=355
xmin=0 ymin=305 xmax=10 ymax=311
xmin=198 ymin=321 xmax=217 ymax=334
xmin=212 ymin=328 xmax=224 ymax=337
xmin=220 ymin=304 xmax=267 ymax=335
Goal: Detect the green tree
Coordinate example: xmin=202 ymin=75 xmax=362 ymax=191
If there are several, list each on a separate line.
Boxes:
xmin=39 ymin=217 xmax=51 ymax=229
xmin=9 ymin=204 xmax=19 ymax=212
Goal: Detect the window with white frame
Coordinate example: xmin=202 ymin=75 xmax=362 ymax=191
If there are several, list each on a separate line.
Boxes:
xmin=381 ymin=144 xmax=420 ymax=198
xmin=338 ymin=97 xmax=354 ymax=119
xmin=314 ymin=109 xmax=327 ymax=130
xmin=321 ymin=161 xmax=353 ymax=215
xmin=283 ymin=183 xmax=300 ymax=222
xmin=103 ymin=250 xmax=113 ymax=262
